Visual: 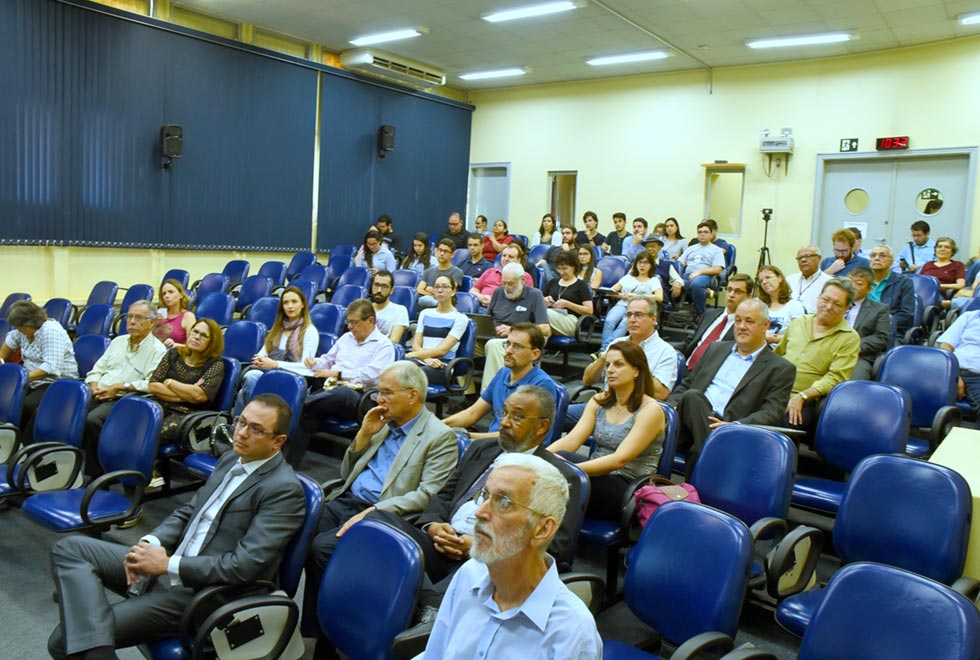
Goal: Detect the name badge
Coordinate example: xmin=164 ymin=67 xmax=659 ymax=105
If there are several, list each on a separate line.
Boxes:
xmin=516 ymin=305 xmax=528 ymax=312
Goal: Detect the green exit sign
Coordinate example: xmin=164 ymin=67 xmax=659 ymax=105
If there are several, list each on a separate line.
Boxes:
xmin=840 ymin=138 xmax=859 ymax=152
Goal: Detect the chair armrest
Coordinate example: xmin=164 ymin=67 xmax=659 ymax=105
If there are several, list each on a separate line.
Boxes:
xmin=902 ymin=326 xmax=922 ymax=346
xmin=749 ymin=424 xmax=807 ymax=442
xmin=14 ymin=444 xmax=86 ymax=493
xmin=951 ymin=577 xmax=980 ymax=602
xmin=0 ymin=422 xmax=21 ymax=463
xmin=574 ymin=315 xmax=598 ymax=343
xmin=748 ymin=517 xmax=787 ymax=544
xmin=190 ymin=279 xmax=203 ymax=293
xmin=321 ymin=478 xmax=344 ymax=495
xmin=80 ymin=470 xmax=147 ymax=526
xmin=229 ymin=284 xmax=242 ymax=298
xmin=559 ymin=572 xmax=605 ymax=616
xmin=569 ymin=385 xmax=601 ymax=405
xmin=765 ymin=525 xmax=824 ymax=600
xmin=719 ymin=648 xmax=778 ymax=660
xmin=669 ymin=631 xmax=734 ymax=660
xmin=392 ymin=623 xmax=433 ymax=660
xmin=178 ymin=581 xmax=277 ymax=654
xmin=929 ymin=405 xmax=962 ymax=451
xmin=443 ymin=357 xmax=475 ymax=394
xmin=191 ymin=591 xmax=297 ymax=660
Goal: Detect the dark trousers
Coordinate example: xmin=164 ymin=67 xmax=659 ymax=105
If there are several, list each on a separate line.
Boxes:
xmin=300 ymin=491 xmax=374 ymax=637
xmin=81 ymin=400 xmax=117 ymax=477
xmin=850 ymin=357 xmax=875 ymax=381
xmin=782 ymin=398 xmax=820 ymax=444
xmin=47 ymin=535 xmax=194 ymax=658
xmin=558 ymin=451 xmax=630 ymax=521
xmin=674 ymin=389 xmax=718 ymax=477
xmin=290 ymin=386 xmax=362 ymax=469
xmin=21 ymin=382 xmax=53 ymax=444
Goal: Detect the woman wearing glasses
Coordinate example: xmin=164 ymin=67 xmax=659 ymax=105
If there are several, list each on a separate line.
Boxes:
xmin=549 ymin=341 xmax=665 ymax=520
xmin=232 ymin=286 xmax=317 ymax=415
xmin=756 ymin=265 xmax=806 ymax=344
xmin=148 ymin=318 xmax=226 ymax=443
xmin=406 ymin=275 xmax=468 ymax=385
xmin=599 ymin=251 xmax=663 ymax=351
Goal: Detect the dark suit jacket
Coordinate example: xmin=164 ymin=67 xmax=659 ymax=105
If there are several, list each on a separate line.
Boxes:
xmin=878 ymin=273 xmax=916 ymax=333
xmin=850 ymin=299 xmax=891 ymax=361
xmin=150 ymin=450 xmax=305 ymax=589
xmin=415 ymin=439 xmax=582 ymax=564
xmin=667 ymin=341 xmax=796 ymax=426
xmin=683 ymin=308 xmax=734 ymax=357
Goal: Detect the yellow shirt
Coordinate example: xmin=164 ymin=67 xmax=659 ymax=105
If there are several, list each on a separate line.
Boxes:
xmin=775 ymin=315 xmax=860 ymax=396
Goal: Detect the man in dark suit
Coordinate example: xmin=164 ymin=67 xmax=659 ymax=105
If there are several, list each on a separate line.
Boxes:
xmin=47 ymin=394 xmax=304 ymax=660
xmin=372 ymin=385 xmax=582 ymax=626
xmin=683 ymin=273 xmax=754 ymax=368
xmin=847 ymin=266 xmax=892 ymax=380
xmin=668 ymin=299 xmax=795 ymax=473
xmin=868 ymin=244 xmax=916 ymax=336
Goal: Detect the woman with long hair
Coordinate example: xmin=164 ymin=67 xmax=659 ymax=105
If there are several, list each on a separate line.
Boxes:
xmin=406 ymin=275 xmax=468 ymax=385
xmin=401 ymin=232 xmax=433 ymax=275
xmin=532 ymin=213 xmax=562 ymax=247
xmin=148 ymin=318 xmax=226 ymax=443
xmin=661 ymin=217 xmax=686 ymax=260
xmin=577 ymin=245 xmax=604 ymax=290
xmin=232 ymin=286 xmax=317 ymax=415
xmin=756 ymin=265 xmax=806 ymax=344
xmin=599 ymin=251 xmax=663 ymax=350
xmin=549 ymin=341 xmax=666 ymax=520
xmin=154 ymin=279 xmax=196 ymax=348
xmin=354 ymin=229 xmax=398 ymax=274
xmin=483 ymin=219 xmax=514 ymax=262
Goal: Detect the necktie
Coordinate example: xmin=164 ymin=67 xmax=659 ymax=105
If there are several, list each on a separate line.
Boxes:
xmin=688 ymin=317 xmax=728 ymax=370
xmin=174 ymin=462 xmax=246 ymax=558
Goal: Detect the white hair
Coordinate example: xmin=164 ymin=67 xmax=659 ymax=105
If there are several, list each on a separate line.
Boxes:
xmin=501 ymin=262 xmax=526 ymax=279
xmin=492 ymin=453 xmax=568 ymax=522
xmin=382 ymin=360 xmax=428 ymax=403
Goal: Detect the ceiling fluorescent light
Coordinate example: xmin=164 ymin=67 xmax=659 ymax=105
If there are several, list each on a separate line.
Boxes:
xmin=746 ymin=32 xmax=854 ymax=49
xmin=350 ymin=27 xmax=427 ymax=47
xmin=459 ymin=67 xmax=529 ymax=81
xmin=587 ymin=51 xmax=670 ymax=66
xmin=482 ymin=1 xmax=585 ymax=23
xmin=959 ymin=12 xmax=980 ymax=25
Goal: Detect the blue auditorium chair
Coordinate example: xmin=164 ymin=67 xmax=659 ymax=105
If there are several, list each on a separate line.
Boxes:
xmin=221 ymin=259 xmax=250 ymax=292
xmin=453 ymin=291 xmax=481 ymax=314
xmin=317 ymin=332 xmax=338 ymax=356
xmin=192 ymin=273 xmax=230 ymax=301
xmin=222 ymin=320 xmax=265 ymax=363
xmin=330 ymin=284 xmax=367 ymax=308
xmin=336 ymin=266 xmax=371 ymax=290
xmin=74 ymin=303 xmax=115 ymax=337
xmin=160 ymin=269 xmax=190 ymax=291
xmin=391 ymin=268 xmax=420 ymax=288
xmin=310 ymin=302 xmax=345 ymax=336
xmin=244 ymin=295 xmax=280 ymax=332
xmin=323 ymin=258 xmax=350 ymax=293
xmin=602 ymin=501 xmax=752 ymax=660
xmin=288 ymin=279 xmax=319 ymax=308
xmin=194 ymin=292 xmax=235 ymax=327
xmin=233 ymin=274 xmax=273 ymax=316
xmin=257 ymin=260 xmax=287 ymax=289
xmin=20 ymin=397 xmax=162 ymax=533
xmin=776 ymin=454 xmax=975 ymax=638
xmin=43 ymin=298 xmax=75 ymax=330
xmin=329 ymin=244 xmax=356 ymax=261
xmin=73 ymin=334 xmax=111 ymax=379
xmin=424 ymin=319 xmax=476 ymax=417
xmin=451 ymin=247 xmax=469 ymax=267
xmin=0 ymin=292 xmax=31 ymax=318
xmin=286 ymin=252 xmax=317 ymax=282
xmin=299 ymin=264 xmax=330 ymax=295
xmin=389 ymin=286 xmax=418 ymax=323
xmin=112 ymin=284 xmax=155 ymax=335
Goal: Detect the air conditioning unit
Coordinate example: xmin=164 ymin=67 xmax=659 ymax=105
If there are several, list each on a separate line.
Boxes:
xmin=340 ymin=49 xmax=446 ymax=90
xmin=760 ymin=136 xmax=794 ymax=154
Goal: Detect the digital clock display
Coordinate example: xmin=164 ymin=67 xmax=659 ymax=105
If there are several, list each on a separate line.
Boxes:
xmin=876 ymin=136 xmax=909 ymax=150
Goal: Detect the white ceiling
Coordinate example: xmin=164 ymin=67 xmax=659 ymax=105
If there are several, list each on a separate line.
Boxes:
xmin=177 ymin=0 xmax=980 ymax=89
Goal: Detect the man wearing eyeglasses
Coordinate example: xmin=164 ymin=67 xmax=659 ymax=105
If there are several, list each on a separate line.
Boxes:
xmin=370 ymin=270 xmax=409 ymax=344
xmin=417 ymin=238 xmax=465 ymax=310
xmin=786 ymin=245 xmax=831 ymax=314
xmin=300 ymin=361 xmax=457 ymax=657
xmin=867 ymin=244 xmax=916 ymax=336
xmin=775 ymin=278 xmax=860 ymax=434
xmin=421 ymin=453 xmax=601 ymax=660
xmin=80 ymin=300 xmax=166 ymax=476
xmin=439 ymin=211 xmax=472 ymax=251
xmin=48 ymin=393 xmax=304 ymax=660
xmin=683 ymin=273 xmax=755 ymax=368
xmin=821 ymin=228 xmax=870 ymax=277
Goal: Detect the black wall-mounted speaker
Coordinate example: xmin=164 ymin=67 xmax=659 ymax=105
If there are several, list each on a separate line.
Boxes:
xmin=161 ymin=124 xmax=183 ymax=158
xmin=378 ymin=125 xmax=396 ymax=154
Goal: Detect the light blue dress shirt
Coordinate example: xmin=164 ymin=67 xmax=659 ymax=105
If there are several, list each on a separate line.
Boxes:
xmin=350 ymin=409 xmax=422 ymax=503
xmin=704 ymin=343 xmax=766 ymax=415
xmin=938 ymin=311 xmax=980 ymax=371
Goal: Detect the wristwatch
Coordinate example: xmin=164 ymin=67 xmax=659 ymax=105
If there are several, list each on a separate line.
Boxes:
xmin=798 ymin=391 xmax=809 ymax=401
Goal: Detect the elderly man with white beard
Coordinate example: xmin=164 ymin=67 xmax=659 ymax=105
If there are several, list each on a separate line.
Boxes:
xmin=480 ymin=262 xmax=551 ymax=392
xmin=421 ymin=453 xmax=601 ymax=660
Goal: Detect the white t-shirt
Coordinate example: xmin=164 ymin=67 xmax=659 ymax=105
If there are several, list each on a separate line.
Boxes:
xmin=375 ymin=302 xmax=410 ymax=337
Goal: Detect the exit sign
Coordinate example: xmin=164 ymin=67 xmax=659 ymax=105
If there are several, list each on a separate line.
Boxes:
xmin=840 ymin=138 xmax=859 ymax=152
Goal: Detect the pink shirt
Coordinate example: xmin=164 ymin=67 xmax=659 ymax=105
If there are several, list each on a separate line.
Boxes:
xmin=153 ymin=310 xmax=190 ymax=344
xmin=471 ymin=268 xmax=534 ymax=296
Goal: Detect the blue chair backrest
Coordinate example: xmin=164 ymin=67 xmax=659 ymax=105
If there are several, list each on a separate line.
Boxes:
xmin=98 ymin=397 xmax=163 ymax=482
xmin=723 ymin=243 xmax=736 ymax=268
xmin=221 ymin=260 xmax=250 ymax=289
xmin=598 ymin=256 xmax=627 ymax=288
xmin=161 ymin=269 xmax=190 ymax=291
xmin=389 ymin=286 xmax=418 ymax=321
xmin=195 ymin=293 xmax=235 ymax=326
xmin=460 ymin=275 xmax=473 ymax=293
xmin=197 ymin=273 xmax=230 ymax=298
xmin=454 ymin=292 xmax=481 ymax=314
xmin=966 ymin=261 xmax=980 ymax=288
xmin=310 ymin=303 xmax=345 ymax=335
xmin=454 ymin=319 xmax=477 ymax=372
xmin=76 ymin=304 xmax=115 ymax=337
xmin=279 ymin=473 xmax=324 ymax=596
xmin=317 ymin=332 xmax=338 ymax=355
xmin=338 ymin=266 xmax=371 ymax=289
xmin=286 ymin=252 xmax=317 ymax=281
xmin=331 ymin=285 xmax=367 ymax=308
xmin=549 ymin=383 xmax=569 ymax=445
xmin=74 ymin=335 xmax=111 ymax=378
xmin=289 ymin=279 xmax=318 ymax=307
xmin=213 ymin=357 xmax=242 ymax=413
xmin=257 ymin=261 xmax=287 ymax=288
xmin=330 ymin=244 xmax=356 ymax=260
xmin=317 ymin=519 xmax=423 ymax=659
xmin=836 ymin=455 xmax=971 ymax=585
xmin=0 ymin=364 xmax=28 ymax=425
xmin=119 ymin=285 xmax=155 ymax=316
xmin=451 ymin=248 xmax=469 ymax=267
xmin=34 ymin=379 xmax=90 ymax=446
xmin=798 ymin=563 xmax=980 ymax=660
xmin=673 ymin=350 xmax=686 ymax=389
xmin=876 ymin=345 xmax=958 ymax=428
xmin=325 ymin=257 xmax=351 ymax=289
xmin=43 ymin=298 xmax=74 ymax=329
xmin=513 ymin=234 xmax=529 ymax=247
xmin=628 ymin=501 xmax=752 ymax=644
xmin=223 ymin=321 xmax=266 ymax=363
xmin=245 ymin=296 xmax=280 ymax=332
xmin=299 ymin=264 xmax=330 ymax=292
xmin=814 ymin=381 xmax=910 ymax=472
xmin=909 ymin=273 xmax=941 ymax=309
xmin=391 ymin=269 xmax=420 ymax=288
xmin=235 ymin=275 xmax=273 ymax=313
xmin=251 ymin=370 xmax=308 ymax=438
xmin=528 ymin=244 xmax=551 ymax=264
xmin=86 ymin=281 xmax=118 ymax=307
xmin=555 ymin=458 xmax=590 ymax=568
xmin=657 ymin=401 xmax=679 ymax=478
xmin=0 ymin=292 xmax=31 ymax=318
xmin=0 ymin=320 xmax=9 ymax=342
xmin=691 ymin=425 xmax=796 ymax=527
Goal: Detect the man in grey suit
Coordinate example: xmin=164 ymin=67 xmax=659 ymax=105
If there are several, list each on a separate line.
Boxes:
xmin=847 ymin=266 xmax=892 ymax=380
xmin=301 ymin=360 xmax=458 ymax=644
xmin=668 ymin=299 xmax=796 ymax=474
xmin=47 ymin=394 xmax=305 ymax=660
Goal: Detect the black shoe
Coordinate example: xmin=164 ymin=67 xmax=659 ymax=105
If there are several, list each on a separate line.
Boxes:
xmin=416 ymin=605 xmax=439 ymax=625
xmin=313 ymin=637 xmax=341 ymax=660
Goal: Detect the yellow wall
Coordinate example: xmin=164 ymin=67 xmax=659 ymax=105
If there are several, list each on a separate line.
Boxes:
xmin=468 ymin=37 xmax=980 ymax=274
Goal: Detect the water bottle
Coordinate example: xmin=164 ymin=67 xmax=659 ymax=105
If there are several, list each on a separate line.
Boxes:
xmin=127 ymin=538 xmax=161 ymax=598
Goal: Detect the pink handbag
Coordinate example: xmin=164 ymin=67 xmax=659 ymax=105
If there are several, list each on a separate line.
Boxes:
xmin=634 ymin=476 xmax=700 ymax=527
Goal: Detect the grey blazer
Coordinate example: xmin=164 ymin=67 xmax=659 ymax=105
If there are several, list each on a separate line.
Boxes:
xmin=850 ymin=298 xmax=891 ymax=361
xmin=331 ymin=406 xmax=458 ymax=519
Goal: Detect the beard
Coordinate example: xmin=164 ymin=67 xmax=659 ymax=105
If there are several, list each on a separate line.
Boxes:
xmin=504 ymin=284 xmax=524 ymax=301
xmin=471 ymin=519 xmax=531 ymax=564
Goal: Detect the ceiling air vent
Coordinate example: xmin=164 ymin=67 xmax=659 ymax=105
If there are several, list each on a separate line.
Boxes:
xmin=340 ymin=49 xmax=446 ymax=90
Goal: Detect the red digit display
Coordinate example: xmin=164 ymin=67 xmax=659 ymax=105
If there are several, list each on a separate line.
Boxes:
xmin=876 ymin=136 xmax=909 ymax=150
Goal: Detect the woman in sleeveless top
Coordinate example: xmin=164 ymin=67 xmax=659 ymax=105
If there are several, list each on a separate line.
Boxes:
xmin=154 ymin=278 xmax=196 ymax=348
xmin=549 ymin=341 xmax=666 ymax=520
xmin=406 ymin=275 xmax=468 ymax=385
